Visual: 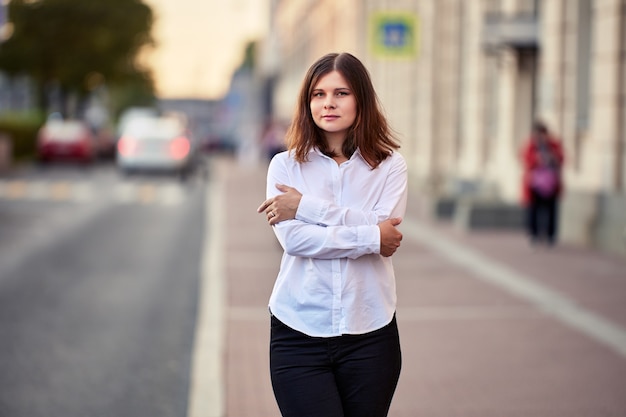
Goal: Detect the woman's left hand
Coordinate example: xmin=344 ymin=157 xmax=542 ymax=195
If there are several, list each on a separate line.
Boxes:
xmin=257 ymin=184 xmax=302 ymax=225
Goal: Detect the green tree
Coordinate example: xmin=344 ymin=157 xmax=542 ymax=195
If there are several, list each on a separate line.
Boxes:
xmin=0 ymin=0 xmax=156 ymax=116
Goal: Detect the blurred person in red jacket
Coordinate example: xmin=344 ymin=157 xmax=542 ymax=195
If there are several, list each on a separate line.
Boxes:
xmin=520 ymin=120 xmax=565 ymax=246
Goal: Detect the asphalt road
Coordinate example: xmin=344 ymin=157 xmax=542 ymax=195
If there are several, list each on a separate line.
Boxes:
xmin=0 ymin=162 xmax=207 ymax=417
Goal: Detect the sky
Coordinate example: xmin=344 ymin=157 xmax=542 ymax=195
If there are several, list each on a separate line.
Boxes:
xmin=141 ymin=0 xmax=269 ymax=100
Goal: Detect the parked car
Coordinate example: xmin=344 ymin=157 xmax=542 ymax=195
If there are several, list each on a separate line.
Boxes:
xmin=116 ymin=115 xmax=195 ymax=178
xmin=36 ymin=119 xmax=96 ymax=164
xmin=116 ymin=107 xmax=159 ymax=138
xmin=199 ymin=133 xmax=238 ymax=156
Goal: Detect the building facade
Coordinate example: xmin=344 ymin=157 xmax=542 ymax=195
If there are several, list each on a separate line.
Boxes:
xmin=267 ymin=0 xmax=626 ymax=256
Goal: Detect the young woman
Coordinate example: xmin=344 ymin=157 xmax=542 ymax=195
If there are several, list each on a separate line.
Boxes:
xmin=257 ymin=52 xmax=408 ymax=417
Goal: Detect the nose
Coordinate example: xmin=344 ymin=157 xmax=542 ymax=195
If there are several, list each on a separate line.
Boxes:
xmin=324 ymin=97 xmax=336 ymax=109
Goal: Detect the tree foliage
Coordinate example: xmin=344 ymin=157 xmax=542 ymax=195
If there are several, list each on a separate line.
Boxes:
xmin=0 ymin=0 xmax=156 ymax=113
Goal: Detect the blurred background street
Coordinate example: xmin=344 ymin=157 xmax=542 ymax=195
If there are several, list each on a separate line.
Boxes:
xmin=0 ymin=161 xmax=207 ymax=416
xmin=1 ymin=0 xmax=626 ymax=416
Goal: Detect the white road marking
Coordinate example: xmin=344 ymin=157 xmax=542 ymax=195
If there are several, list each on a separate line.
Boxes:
xmin=159 ymin=184 xmax=186 ymax=206
xmin=73 ymin=183 xmax=95 ymax=202
xmin=398 ymin=305 xmax=543 ymax=320
xmin=187 ymin=180 xmax=226 ymax=417
xmin=0 ymin=180 xmax=188 ymax=206
xmin=402 ymin=218 xmax=626 ymax=358
xmin=112 ymin=183 xmax=137 ymax=204
xmin=26 ymin=181 xmax=50 ymax=200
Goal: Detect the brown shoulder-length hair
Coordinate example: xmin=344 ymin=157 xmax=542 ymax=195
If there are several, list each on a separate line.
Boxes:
xmin=285 ymin=52 xmax=400 ymax=168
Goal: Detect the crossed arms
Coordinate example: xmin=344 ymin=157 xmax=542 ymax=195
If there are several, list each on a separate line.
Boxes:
xmin=257 ymin=155 xmax=407 ymax=259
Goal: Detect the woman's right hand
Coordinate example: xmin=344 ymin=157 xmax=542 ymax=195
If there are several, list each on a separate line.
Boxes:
xmin=257 ymin=184 xmax=303 ymax=225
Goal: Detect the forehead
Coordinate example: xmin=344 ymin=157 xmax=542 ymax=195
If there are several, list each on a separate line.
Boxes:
xmin=313 ymin=70 xmax=349 ymax=89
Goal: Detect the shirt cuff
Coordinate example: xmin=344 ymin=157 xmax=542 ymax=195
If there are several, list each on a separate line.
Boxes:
xmin=357 ymin=225 xmax=380 ymax=254
xmin=295 ymin=194 xmax=328 ymax=225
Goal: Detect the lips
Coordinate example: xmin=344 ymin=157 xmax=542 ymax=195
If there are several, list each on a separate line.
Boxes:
xmin=322 ymin=115 xmax=339 ymax=120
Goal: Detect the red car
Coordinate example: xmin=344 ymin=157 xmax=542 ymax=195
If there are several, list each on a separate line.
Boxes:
xmin=37 ymin=120 xmax=95 ymax=163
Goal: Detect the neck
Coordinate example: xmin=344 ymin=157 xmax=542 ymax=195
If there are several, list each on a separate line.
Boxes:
xmin=324 ymin=133 xmax=346 ymax=152
xmin=332 ymin=154 xmax=349 ymax=165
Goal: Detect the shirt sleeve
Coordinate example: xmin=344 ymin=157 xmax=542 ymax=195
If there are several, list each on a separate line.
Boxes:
xmin=295 ymin=153 xmax=408 ymax=226
xmin=273 ymin=220 xmax=380 ymax=259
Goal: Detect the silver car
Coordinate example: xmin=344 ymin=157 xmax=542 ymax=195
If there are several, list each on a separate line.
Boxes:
xmin=116 ymin=115 xmax=194 ymax=178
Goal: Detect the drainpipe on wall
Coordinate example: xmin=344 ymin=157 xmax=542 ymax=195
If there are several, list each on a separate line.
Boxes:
xmin=430 ymin=2 xmax=442 ymax=194
xmin=614 ymin=0 xmax=625 ymax=192
xmin=558 ymin=0 xmax=568 ymax=135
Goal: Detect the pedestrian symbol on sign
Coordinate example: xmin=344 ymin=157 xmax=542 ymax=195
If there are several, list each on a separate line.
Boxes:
xmin=384 ymin=23 xmax=408 ymax=48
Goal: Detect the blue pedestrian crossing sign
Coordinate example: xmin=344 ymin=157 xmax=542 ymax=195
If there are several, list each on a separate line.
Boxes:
xmin=370 ymin=11 xmax=419 ymax=58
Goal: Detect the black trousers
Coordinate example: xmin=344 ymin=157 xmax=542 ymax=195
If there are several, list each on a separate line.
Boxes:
xmin=527 ymin=189 xmax=559 ymax=243
xmin=269 ymin=314 xmax=402 ymax=417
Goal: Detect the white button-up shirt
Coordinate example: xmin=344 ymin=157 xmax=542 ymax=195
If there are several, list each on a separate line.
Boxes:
xmin=266 ymin=147 xmax=408 ymax=337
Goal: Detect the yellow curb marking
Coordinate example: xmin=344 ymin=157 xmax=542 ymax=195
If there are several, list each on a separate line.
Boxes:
xmin=49 ymin=182 xmax=71 ymax=200
xmin=5 ymin=181 xmax=27 ymax=199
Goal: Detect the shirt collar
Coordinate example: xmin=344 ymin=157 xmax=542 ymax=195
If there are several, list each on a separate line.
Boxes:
xmin=310 ymin=147 xmax=369 ymax=166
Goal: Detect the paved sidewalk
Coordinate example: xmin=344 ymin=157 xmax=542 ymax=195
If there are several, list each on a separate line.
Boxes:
xmin=210 ymin=156 xmax=626 ymax=417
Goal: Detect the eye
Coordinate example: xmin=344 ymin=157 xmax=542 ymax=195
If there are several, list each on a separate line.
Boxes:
xmin=312 ymin=91 xmax=324 ymax=98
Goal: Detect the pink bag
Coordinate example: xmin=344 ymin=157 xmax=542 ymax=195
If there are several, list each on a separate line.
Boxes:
xmin=531 ymin=167 xmax=558 ymax=197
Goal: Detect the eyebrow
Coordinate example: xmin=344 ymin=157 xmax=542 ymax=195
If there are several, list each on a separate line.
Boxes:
xmin=312 ymin=87 xmax=351 ymax=92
